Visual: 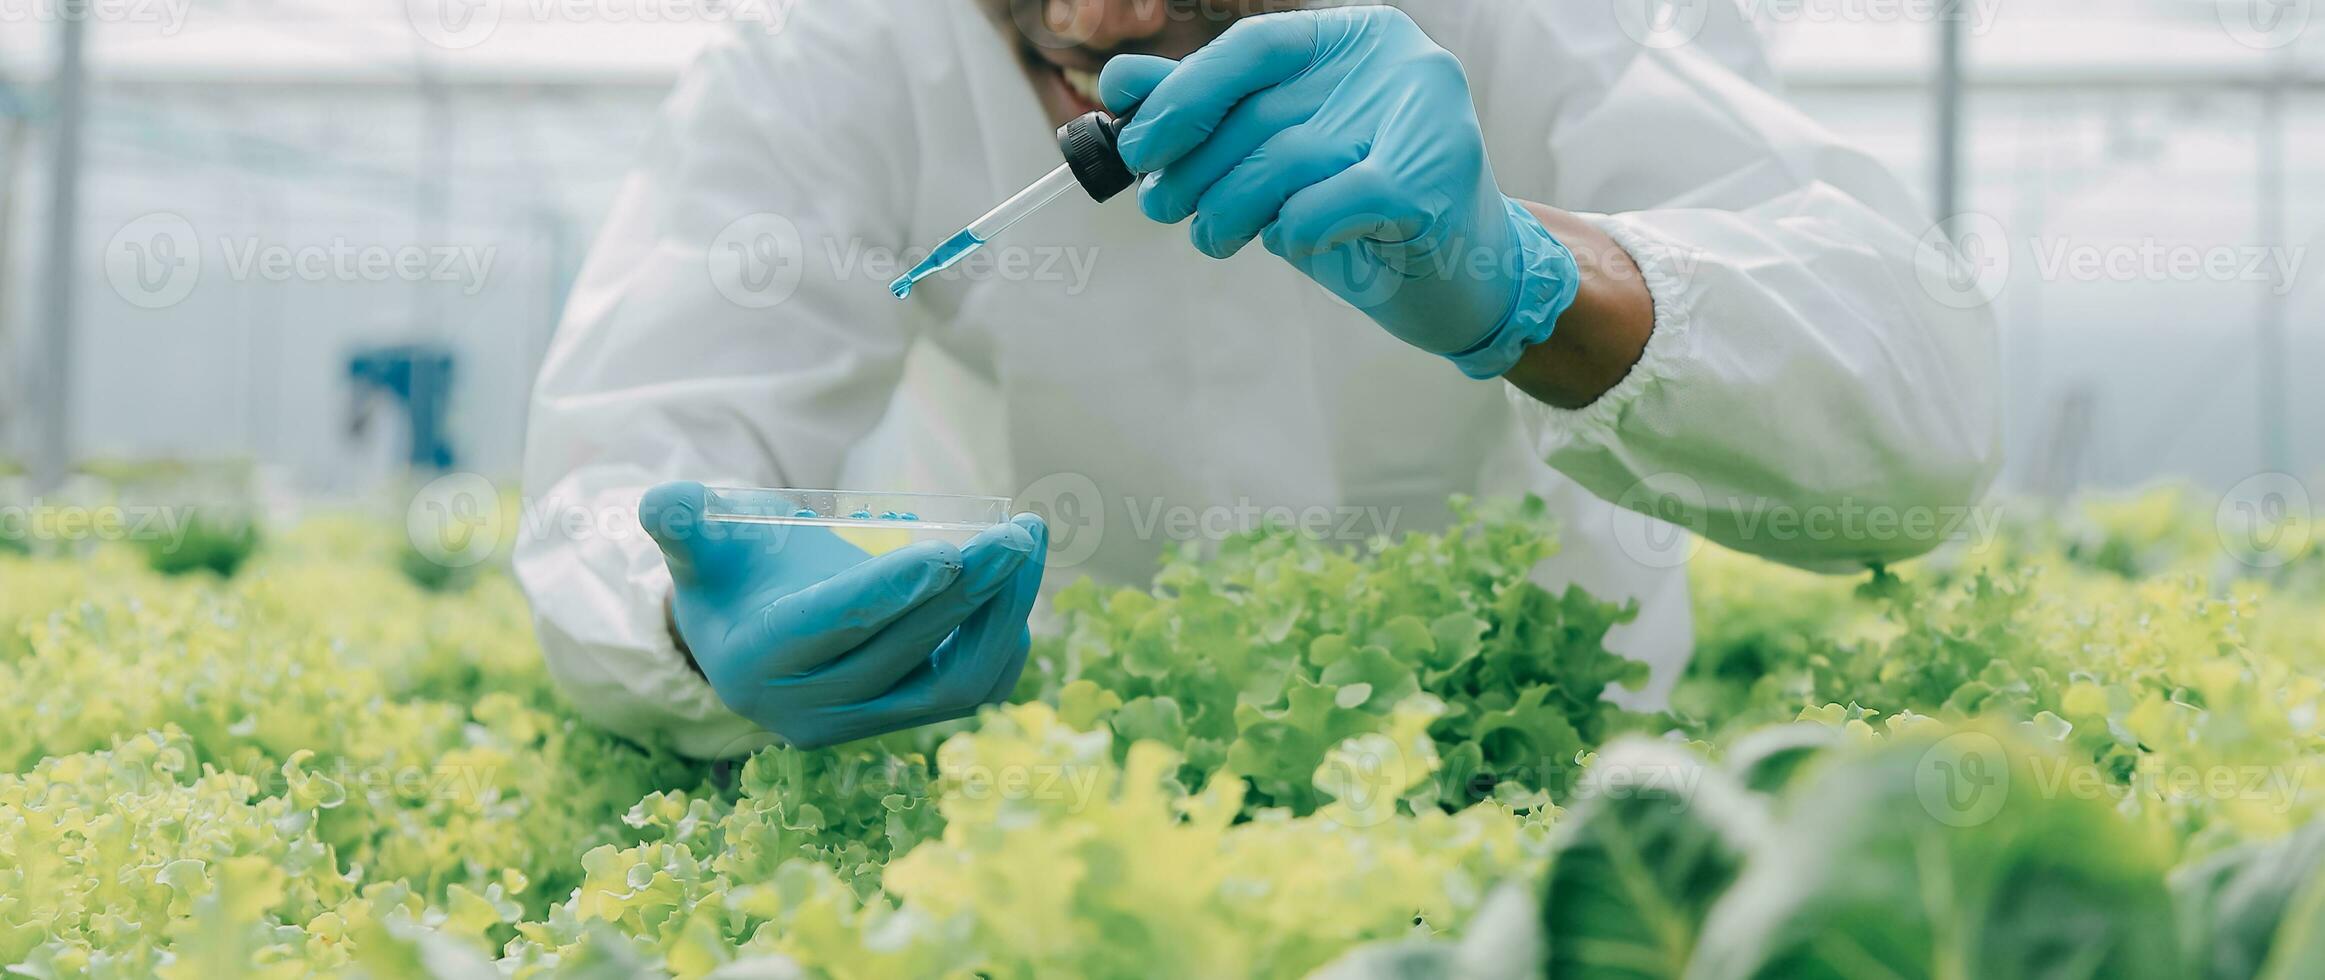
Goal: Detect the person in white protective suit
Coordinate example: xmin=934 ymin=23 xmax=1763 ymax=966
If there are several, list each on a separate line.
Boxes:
xmin=514 ymin=0 xmax=1999 ymax=759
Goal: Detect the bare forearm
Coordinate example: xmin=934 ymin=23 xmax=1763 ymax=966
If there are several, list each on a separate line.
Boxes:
xmin=1502 ymin=202 xmax=1654 ymax=410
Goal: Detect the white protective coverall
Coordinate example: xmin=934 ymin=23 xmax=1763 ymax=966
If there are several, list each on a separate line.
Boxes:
xmin=514 ymin=0 xmax=2000 ymax=757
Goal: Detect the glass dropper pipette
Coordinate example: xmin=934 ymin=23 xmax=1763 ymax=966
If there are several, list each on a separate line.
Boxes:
xmin=888 ymin=163 xmax=1082 ymax=299
xmin=889 ymin=111 xmax=1138 ymax=300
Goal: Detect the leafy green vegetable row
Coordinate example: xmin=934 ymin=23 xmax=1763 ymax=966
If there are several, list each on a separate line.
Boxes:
xmin=2 ymin=489 xmax=2322 ymax=977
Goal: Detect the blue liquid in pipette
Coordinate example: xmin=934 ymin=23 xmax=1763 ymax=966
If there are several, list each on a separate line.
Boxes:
xmin=888 ymin=229 xmax=987 ymax=300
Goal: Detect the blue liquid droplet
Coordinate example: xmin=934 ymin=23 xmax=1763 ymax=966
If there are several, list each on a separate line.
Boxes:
xmin=886 ymin=229 xmax=987 ymax=301
xmin=792 ymin=508 xmax=818 ymax=518
xmin=849 ymin=510 xmax=872 ymax=520
xmin=898 ymin=512 xmax=920 ymax=522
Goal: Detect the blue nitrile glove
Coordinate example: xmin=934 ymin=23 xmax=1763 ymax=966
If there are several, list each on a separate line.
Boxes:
xmin=640 ymin=482 xmax=1047 ymax=748
xmin=1100 ymin=7 xmax=1580 ymax=380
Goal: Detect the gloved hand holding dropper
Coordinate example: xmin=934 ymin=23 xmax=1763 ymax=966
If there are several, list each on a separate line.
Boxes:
xmin=891 ymin=9 xmax=1578 ymax=381
xmin=1099 ymin=7 xmax=1581 ymax=380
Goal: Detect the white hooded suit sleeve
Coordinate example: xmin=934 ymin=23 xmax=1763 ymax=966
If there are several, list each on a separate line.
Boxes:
xmin=512 ymin=10 xmax=927 ymax=757
xmin=1450 ymin=3 xmax=2003 ymax=570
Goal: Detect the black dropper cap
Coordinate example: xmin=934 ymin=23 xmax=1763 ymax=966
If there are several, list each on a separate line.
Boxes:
xmin=1057 ymin=111 xmax=1138 ymax=204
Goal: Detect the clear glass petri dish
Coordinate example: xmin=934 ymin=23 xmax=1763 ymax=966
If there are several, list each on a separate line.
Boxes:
xmin=700 ymin=487 xmax=1011 ymax=554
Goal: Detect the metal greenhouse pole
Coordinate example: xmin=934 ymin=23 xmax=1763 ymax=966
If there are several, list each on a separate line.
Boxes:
xmin=0 ymin=85 xmax=27 ymax=447
xmin=2255 ymin=49 xmax=2289 ymax=474
xmin=33 ymin=5 xmax=89 ymax=491
xmin=1932 ymin=0 xmax=1966 ymax=228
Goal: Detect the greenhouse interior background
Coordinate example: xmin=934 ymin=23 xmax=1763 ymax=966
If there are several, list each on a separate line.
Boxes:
xmin=0 ymin=0 xmax=2319 ymax=504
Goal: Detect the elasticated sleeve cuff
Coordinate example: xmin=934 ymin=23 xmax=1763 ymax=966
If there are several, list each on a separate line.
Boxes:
xmin=1504 ymin=212 xmax=1693 ymax=450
